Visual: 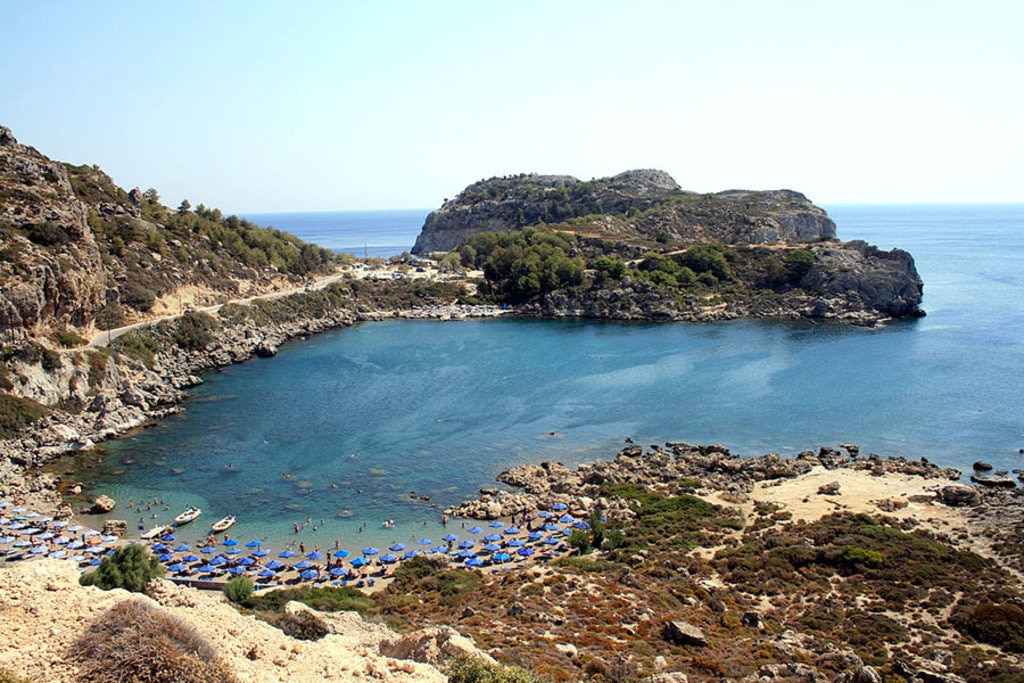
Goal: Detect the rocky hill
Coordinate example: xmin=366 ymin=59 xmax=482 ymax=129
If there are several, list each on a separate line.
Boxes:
xmin=411 ymin=170 xmax=836 ymax=254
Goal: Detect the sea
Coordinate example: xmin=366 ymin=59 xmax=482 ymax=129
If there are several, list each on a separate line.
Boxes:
xmin=61 ymin=204 xmax=1024 ymax=554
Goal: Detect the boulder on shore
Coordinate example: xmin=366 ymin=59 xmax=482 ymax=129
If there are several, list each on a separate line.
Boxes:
xmin=91 ymin=494 xmax=116 ymax=513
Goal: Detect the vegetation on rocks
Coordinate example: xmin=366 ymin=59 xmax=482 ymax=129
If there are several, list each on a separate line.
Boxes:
xmin=78 ymin=544 xmax=165 ymax=592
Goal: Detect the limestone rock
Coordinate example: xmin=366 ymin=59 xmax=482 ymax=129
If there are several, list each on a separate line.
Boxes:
xmin=817 ymin=480 xmax=842 ymax=496
xmin=101 ymin=519 xmax=127 ymax=536
xmin=379 ymin=625 xmax=496 ymax=665
xmin=662 ymin=619 xmax=708 ymax=647
xmin=91 ymin=494 xmax=116 ymax=513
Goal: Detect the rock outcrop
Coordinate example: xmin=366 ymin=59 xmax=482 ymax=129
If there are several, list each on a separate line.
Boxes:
xmin=412 ymin=170 xmax=835 ymax=254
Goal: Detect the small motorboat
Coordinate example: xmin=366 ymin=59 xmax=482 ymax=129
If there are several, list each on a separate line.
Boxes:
xmin=173 ymin=506 xmax=201 ymax=525
xmin=210 ymin=516 xmax=235 ymax=533
xmin=141 ymin=524 xmax=173 ymax=541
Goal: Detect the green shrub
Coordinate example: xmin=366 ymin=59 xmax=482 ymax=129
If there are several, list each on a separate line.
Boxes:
xmin=443 ymin=653 xmax=549 ymax=683
xmin=122 ymin=282 xmax=157 ymax=312
xmin=843 ymin=545 xmax=885 ymax=568
xmin=54 ymin=328 xmax=88 ymax=348
xmin=173 ymin=311 xmax=218 ymax=350
xmin=953 ymin=601 xmax=1024 ymax=653
xmin=223 ymin=576 xmax=254 ymax=605
xmin=246 ymin=585 xmax=374 ymax=614
xmin=79 ymin=544 xmax=164 ymax=592
xmin=0 ymin=394 xmax=50 ymax=439
xmin=73 ymin=598 xmax=239 ymax=683
xmin=26 ymin=221 xmax=71 ymax=247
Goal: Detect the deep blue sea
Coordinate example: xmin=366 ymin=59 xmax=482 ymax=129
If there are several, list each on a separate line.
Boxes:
xmin=241 ymin=209 xmax=428 ymax=259
xmin=79 ymin=205 xmax=1024 ymax=553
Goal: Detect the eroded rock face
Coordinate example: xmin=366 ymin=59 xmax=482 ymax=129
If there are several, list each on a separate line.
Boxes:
xmin=803 ymin=240 xmax=924 ymax=319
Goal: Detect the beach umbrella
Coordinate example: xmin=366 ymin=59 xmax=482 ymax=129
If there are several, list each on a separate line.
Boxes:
xmin=536 ymin=511 xmax=553 ymax=519
xmin=158 ymin=553 xmax=174 ymax=562
xmin=307 ymin=551 xmax=325 ymax=560
xmin=223 ymin=538 xmax=238 ymax=546
xmin=429 ymin=546 xmax=447 ymax=554
xmin=7 ymin=523 xmax=25 ymax=531
xmin=527 ymin=531 xmax=544 ymax=541
xmin=559 ymin=515 xmax=575 ymax=524
xmin=362 ymin=547 xmax=379 ymax=556
xmin=332 ymin=549 xmax=350 ymax=558
xmin=13 ymin=540 xmax=31 ymax=547
xmin=237 ymin=556 xmax=255 ymax=566
xmin=24 ymin=512 xmax=38 ymax=518
xmin=0 ymin=535 xmax=15 ymax=544
xmin=245 ymin=540 xmax=262 ymax=547
xmin=544 ymin=537 xmax=560 ymax=545
xmin=23 ymin=527 xmax=43 ymax=535
xmin=488 ymin=521 xmax=504 ymax=528
xmin=300 ymin=569 xmax=318 ymax=581
xmin=100 ymin=535 xmax=118 ymax=543
xmin=52 ymin=520 xmax=68 ymax=528
xmin=208 ymin=555 xmax=227 ymax=566
xmin=87 ymin=545 xmax=108 ymax=554
xmin=172 ymin=544 xmax=191 ymax=552
xmin=552 ymin=502 xmax=568 ymax=511
xmin=36 ymin=516 xmax=52 ymax=524
xmin=31 ymin=545 xmax=48 ymax=554
xmin=544 ymin=524 xmax=561 ymax=532
xmin=379 ymin=553 xmax=398 ymax=564
xmin=294 ymin=560 xmax=313 ymax=570
xmin=416 ymin=538 xmax=432 ymax=546
xmin=198 ymin=564 xmax=217 ymax=573
xmin=350 ymin=557 xmax=368 ymax=567
xmin=257 ymin=569 xmax=276 ymax=578
xmin=265 ymin=560 xmax=285 ymax=570
xmin=278 ymin=549 xmax=296 ymax=558
xmin=442 ymin=533 xmax=458 ymax=542
xmin=484 ymin=533 xmax=502 ymax=542
xmin=402 ymin=550 xmax=418 ymax=560
xmin=87 ymin=557 xmax=101 ymax=566
xmin=457 ymin=549 xmax=475 ymax=558
xmin=517 ymin=547 xmax=535 ymax=557
xmin=201 ymin=545 xmax=217 ymax=554
xmin=227 ymin=547 xmax=242 ymax=555
xmin=494 ymin=552 xmax=512 ymax=562
xmin=388 ymin=543 xmax=406 ymax=552
xmin=252 ymin=548 xmax=268 ymax=557
xmin=167 ymin=563 xmax=186 ymax=572
xmin=228 ymin=566 xmax=246 ymax=575
xmin=457 ymin=540 xmax=474 ymax=549
xmin=507 ymin=538 xmax=524 ymax=548
xmin=329 ymin=566 xmax=348 ymax=577
xmin=53 ymin=535 xmax=71 ymax=545
xmin=182 ymin=554 xmax=200 ymax=563
xmin=37 ymin=532 xmax=55 ymax=540
xmin=67 ymin=525 xmax=83 ymax=532
xmin=151 ymin=543 xmax=168 ymax=551
xmin=483 ymin=543 xmax=501 ymax=552
xmin=161 ymin=534 xmax=176 ymax=542
xmin=465 ymin=557 xmax=484 ymax=566
xmin=504 ymin=526 xmax=520 ymax=535
xmin=467 ymin=526 xmax=483 ymax=534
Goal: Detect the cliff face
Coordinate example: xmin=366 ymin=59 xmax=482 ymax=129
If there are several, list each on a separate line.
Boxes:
xmin=411 ymin=170 xmax=836 ymax=254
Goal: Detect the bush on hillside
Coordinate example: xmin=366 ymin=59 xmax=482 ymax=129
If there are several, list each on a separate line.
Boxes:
xmin=79 ymin=544 xmax=164 ymax=592
xmin=73 ymin=599 xmax=239 ymax=683
xmin=443 ymin=653 xmax=549 ymax=683
xmin=223 ymin=576 xmax=254 ymax=605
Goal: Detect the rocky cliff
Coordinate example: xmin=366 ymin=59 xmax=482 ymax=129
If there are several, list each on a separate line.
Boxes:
xmin=411 ymin=170 xmax=836 ymax=254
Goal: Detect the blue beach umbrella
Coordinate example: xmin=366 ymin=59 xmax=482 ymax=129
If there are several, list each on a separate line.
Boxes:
xmin=457 ymin=540 xmax=474 ymax=549
xmin=504 ymin=526 xmax=520 ymax=535
xmin=245 ymin=540 xmax=262 ymax=548
xmin=350 ymin=557 xmax=368 ymax=567
xmin=362 ymin=547 xmax=379 ymax=556
xmin=457 ymin=549 xmax=475 ymax=558
xmin=544 ymin=537 xmax=560 ymax=545
xmin=182 ymin=554 xmax=200 ymax=562
xmin=307 ymin=551 xmax=324 ymax=560
xmin=252 ymin=549 xmax=268 ymax=557
xmin=536 ymin=511 xmax=553 ymax=519
xmin=465 ymin=557 xmax=484 ymax=566
xmin=151 ymin=543 xmax=168 ymax=551
xmin=403 ymin=550 xmax=418 ymax=560
xmin=484 ymin=533 xmax=502 ymax=542
xmin=467 ymin=526 xmax=483 ymax=534
xmin=160 ymin=534 xmax=176 ymax=542
xmin=237 ymin=556 xmax=255 ymax=566
xmin=528 ymin=531 xmax=544 ymax=541
xmin=278 ymin=549 xmax=296 ymax=558
xmin=257 ymin=569 xmax=276 ymax=578
xmin=201 ymin=546 xmax=217 ymax=554
xmin=330 ymin=566 xmax=348 ymax=577
xmin=442 ymin=533 xmax=458 ymax=542
xmin=265 ymin=560 xmax=285 ymax=570
xmin=429 ymin=546 xmax=447 ymax=554
xmin=38 ymin=532 xmax=55 ymax=541
xmin=223 ymin=538 xmax=238 ymax=546
xmin=417 ymin=538 xmax=432 ymax=546
xmin=551 ymin=502 xmax=568 ymax=511
xmin=517 ymin=547 xmax=535 ymax=557
xmin=494 ymin=552 xmax=512 ymax=562
xmin=198 ymin=564 xmax=217 ymax=573
xmin=379 ymin=553 xmax=398 ymax=563
xmin=559 ymin=515 xmax=575 ymax=524
xmin=172 ymin=544 xmax=191 ymax=552
xmin=544 ymin=524 xmax=561 ymax=532
xmin=488 ymin=521 xmax=504 ymax=528
xmin=388 ymin=543 xmax=405 ymax=552
xmin=294 ymin=560 xmax=313 ymax=570
xmin=159 ymin=553 xmax=174 ymax=562
xmin=0 ymin=535 xmax=15 ymax=544
xmin=167 ymin=562 xmax=186 ymax=572
xmin=506 ymin=538 xmax=524 ymax=548
xmin=300 ymin=569 xmax=318 ymax=581
xmin=228 ymin=566 xmax=246 ymax=575
xmin=87 ymin=557 xmax=101 ymax=566
xmin=48 ymin=550 xmax=68 ymax=560
xmin=484 ymin=543 xmax=501 ymax=552
xmin=332 ymin=549 xmax=350 ymax=558
xmin=31 ymin=545 xmax=48 ymax=555
xmin=208 ymin=555 xmax=227 ymax=566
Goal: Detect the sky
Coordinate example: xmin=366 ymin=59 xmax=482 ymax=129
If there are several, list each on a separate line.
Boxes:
xmin=2 ymin=1 xmax=1022 ymax=213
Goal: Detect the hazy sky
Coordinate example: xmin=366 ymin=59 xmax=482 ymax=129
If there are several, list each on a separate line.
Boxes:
xmin=3 ymin=1 xmax=1021 ymax=212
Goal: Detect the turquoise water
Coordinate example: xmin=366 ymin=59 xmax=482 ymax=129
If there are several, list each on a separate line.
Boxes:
xmin=86 ymin=204 xmax=1024 ymax=552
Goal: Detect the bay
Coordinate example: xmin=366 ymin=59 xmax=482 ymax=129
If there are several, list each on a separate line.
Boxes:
xmin=74 ymin=204 xmax=1024 ymax=552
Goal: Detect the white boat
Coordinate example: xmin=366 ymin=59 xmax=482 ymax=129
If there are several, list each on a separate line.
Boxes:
xmin=210 ymin=516 xmax=235 ymax=533
xmin=173 ymin=506 xmax=201 ymax=525
xmin=141 ymin=524 xmax=173 ymax=541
